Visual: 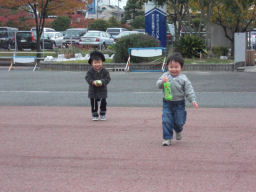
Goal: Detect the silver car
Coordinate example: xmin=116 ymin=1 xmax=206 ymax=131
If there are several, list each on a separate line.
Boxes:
xmin=114 ymin=31 xmax=141 ymax=42
xmin=106 ymin=28 xmax=128 ymax=38
xmin=79 ymin=30 xmax=114 ymax=49
xmin=43 ymin=32 xmax=64 ymax=48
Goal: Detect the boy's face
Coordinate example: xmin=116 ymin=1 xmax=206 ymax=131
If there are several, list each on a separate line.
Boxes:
xmin=92 ymin=59 xmax=103 ymax=71
xmin=168 ymin=61 xmax=182 ymax=77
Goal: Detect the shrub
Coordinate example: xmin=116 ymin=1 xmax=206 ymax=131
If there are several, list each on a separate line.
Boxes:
xmin=175 ymin=35 xmax=206 ymax=58
xmin=88 ymin=19 xmax=109 ymax=31
xmin=108 ymin=17 xmax=121 ymax=28
xmin=130 ymin=16 xmax=145 ymax=29
xmin=212 ymin=46 xmax=229 ymax=56
xmin=113 ymin=33 xmax=160 ymax=63
xmin=51 ymin=16 xmax=70 ymax=31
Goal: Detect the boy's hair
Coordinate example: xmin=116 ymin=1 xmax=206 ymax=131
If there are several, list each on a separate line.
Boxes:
xmin=167 ymin=53 xmax=184 ymax=68
xmin=88 ymin=51 xmax=105 ymax=65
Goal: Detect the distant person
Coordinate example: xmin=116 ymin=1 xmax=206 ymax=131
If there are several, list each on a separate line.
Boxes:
xmin=156 ymin=53 xmax=198 ymax=146
xmin=85 ymin=51 xmax=111 ymax=121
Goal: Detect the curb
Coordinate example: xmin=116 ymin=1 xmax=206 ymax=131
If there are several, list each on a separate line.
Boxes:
xmin=39 ymin=62 xmax=237 ymax=72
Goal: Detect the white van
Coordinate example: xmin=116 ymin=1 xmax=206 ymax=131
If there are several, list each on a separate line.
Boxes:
xmin=31 ymin=27 xmax=56 ymax=33
xmin=106 ymin=28 xmax=128 ymax=38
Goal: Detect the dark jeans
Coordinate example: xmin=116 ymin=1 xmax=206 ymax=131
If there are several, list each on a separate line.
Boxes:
xmin=162 ymin=99 xmax=187 ymax=139
xmin=90 ymin=98 xmax=107 ymax=117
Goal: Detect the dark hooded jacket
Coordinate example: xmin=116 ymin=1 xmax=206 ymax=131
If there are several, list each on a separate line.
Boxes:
xmin=85 ymin=67 xmax=111 ymax=99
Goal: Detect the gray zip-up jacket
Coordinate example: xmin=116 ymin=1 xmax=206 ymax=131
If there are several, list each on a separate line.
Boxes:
xmin=156 ymin=72 xmax=196 ymax=103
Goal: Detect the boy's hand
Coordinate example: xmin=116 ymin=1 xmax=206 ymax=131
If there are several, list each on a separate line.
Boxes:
xmin=162 ymin=76 xmax=168 ymax=83
xmin=92 ymin=80 xmax=102 ymax=87
xmin=192 ymin=102 xmax=199 ymax=109
xmin=92 ymin=81 xmax=98 ymax=86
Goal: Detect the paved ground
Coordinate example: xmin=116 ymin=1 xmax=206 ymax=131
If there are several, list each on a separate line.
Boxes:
xmin=0 ymin=106 xmax=255 ymax=192
xmin=0 ymin=70 xmax=256 ymax=191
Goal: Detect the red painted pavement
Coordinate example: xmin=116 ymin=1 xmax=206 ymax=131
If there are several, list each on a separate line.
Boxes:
xmin=0 ymin=107 xmax=255 ymax=192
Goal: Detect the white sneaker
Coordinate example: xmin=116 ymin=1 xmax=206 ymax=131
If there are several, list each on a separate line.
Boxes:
xmin=100 ymin=115 xmax=106 ymax=121
xmin=162 ymin=139 xmax=171 ymax=146
xmin=176 ymin=132 xmax=182 ymax=140
xmin=92 ymin=116 xmax=98 ymax=121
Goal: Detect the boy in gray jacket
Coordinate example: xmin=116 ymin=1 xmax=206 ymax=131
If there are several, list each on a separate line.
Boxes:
xmin=156 ymin=53 xmax=198 ymax=146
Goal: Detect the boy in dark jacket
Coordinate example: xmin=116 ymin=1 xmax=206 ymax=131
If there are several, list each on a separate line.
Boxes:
xmin=85 ymin=51 xmax=111 ymax=121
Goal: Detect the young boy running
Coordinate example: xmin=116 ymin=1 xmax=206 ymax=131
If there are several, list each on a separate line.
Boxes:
xmin=156 ymin=53 xmax=198 ymax=146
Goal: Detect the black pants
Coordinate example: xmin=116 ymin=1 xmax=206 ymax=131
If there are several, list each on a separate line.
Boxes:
xmin=90 ymin=98 xmax=107 ymax=117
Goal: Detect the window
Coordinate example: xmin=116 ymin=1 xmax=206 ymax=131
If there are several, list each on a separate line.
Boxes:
xmin=0 ymin=28 xmax=8 ymax=38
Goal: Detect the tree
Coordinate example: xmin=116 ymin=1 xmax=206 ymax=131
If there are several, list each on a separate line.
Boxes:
xmin=130 ymin=16 xmax=145 ymax=29
xmin=0 ymin=0 xmax=92 ymax=55
xmin=124 ymin=0 xmax=145 ymax=21
xmin=211 ymin=0 xmax=256 ymax=55
xmin=189 ymin=0 xmax=216 ymax=49
xmin=0 ymin=7 xmax=35 ymax=30
xmin=108 ymin=17 xmax=121 ymax=28
xmin=51 ymin=16 xmax=71 ymax=31
xmin=88 ymin=19 xmax=109 ymax=31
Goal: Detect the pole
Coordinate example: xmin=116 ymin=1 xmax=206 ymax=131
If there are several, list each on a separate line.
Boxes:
xmin=96 ymin=0 xmax=99 ymax=19
xmin=42 ymin=32 xmax=45 ymax=58
xmin=118 ymin=0 xmax=120 ymax=20
xmin=15 ymin=31 xmax=17 ymax=51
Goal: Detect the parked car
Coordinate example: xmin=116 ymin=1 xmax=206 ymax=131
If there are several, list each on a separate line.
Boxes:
xmin=106 ymin=27 xmax=128 ymax=38
xmin=31 ymin=27 xmax=56 ymax=33
xmin=79 ymin=30 xmax=114 ymax=49
xmin=15 ymin=31 xmax=54 ymax=50
xmin=132 ymin=29 xmax=145 ymax=33
xmin=0 ymin=27 xmax=18 ymax=49
xmin=43 ymin=32 xmax=64 ymax=48
xmin=114 ymin=31 xmax=141 ymax=42
xmin=63 ymin=28 xmax=87 ymax=47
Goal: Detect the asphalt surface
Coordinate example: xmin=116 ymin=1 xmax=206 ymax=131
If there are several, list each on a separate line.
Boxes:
xmin=0 ymin=106 xmax=255 ymax=192
xmin=0 ymin=69 xmax=256 ymax=192
xmin=0 ymin=70 xmax=256 ymax=107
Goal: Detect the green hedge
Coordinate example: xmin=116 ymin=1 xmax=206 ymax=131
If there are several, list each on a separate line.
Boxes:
xmin=113 ymin=33 xmax=160 ymax=63
xmin=212 ymin=46 xmax=229 ymax=57
xmin=175 ymin=35 xmax=206 ymax=58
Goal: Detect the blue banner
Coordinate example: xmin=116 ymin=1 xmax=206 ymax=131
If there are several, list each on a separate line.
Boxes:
xmin=145 ymin=8 xmax=166 ymax=47
xmin=88 ymin=0 xmax=96 ymax=14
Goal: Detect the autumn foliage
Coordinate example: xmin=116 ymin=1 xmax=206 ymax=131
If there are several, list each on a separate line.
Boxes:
xmin=0 ymin=8 xmax=34 ymax=30
xmin=0 ymin=0 xmax=93 ymax=52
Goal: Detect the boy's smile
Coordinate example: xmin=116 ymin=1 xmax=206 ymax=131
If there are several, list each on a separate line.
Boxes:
xmin=92 ymin=60 xmax=103 ymax=71
xmin=168 ymin=61 xmax=182 ymax=77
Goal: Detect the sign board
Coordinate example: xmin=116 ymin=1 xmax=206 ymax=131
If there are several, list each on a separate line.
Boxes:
xmin=88 ymin=0 xmax=96 ymax=14
xmin=128 ymin=47 xmax=165 ymax=57
xmin=145 ymin=1 xmax=167 ymax=47
xmin=234 ymin=33 xmax=246 ymax=64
